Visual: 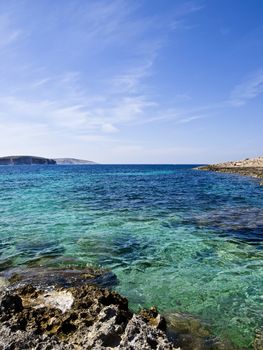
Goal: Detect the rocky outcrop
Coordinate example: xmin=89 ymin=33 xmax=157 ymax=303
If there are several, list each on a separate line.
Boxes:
xmin=0 ymin=156 xmax=56 ymax=165
xmin=197 ymin=156 xmax=263 ymax=183
xmin=0 ymin=268 xmax=247 ymax=350
xmin=202 ymin=157 xmax=263 ymax=168
xmin=0 ymin=268 xmax=178 ymax=350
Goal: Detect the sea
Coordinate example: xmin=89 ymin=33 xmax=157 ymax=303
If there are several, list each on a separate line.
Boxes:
xmin=0 ymin=164 xmax=262 ymax=349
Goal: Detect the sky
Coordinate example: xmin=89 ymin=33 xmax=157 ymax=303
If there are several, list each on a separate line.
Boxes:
xmin=0 ymin=0 xmax=262 ymax=164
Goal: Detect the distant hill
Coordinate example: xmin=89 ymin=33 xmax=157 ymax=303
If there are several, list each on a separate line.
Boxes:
xmin=0 ymin=156 xmax=56 ymax=165
xmin=54 ymin=158 xmax=96 ymax=165
xmin=0 ymin=156 xmax=96 ymax=165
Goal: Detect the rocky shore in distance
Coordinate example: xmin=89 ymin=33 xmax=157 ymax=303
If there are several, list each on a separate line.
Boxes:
xmin=197 ymin=156 xmax=263 ymax=185
xmin=0 ymin=267 xmax=242 ymax=350
xmin=0 ymin=156 xmax=95 ymax=166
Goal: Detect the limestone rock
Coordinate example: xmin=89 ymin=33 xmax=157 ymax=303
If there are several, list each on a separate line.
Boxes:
xmin=0 ymin=283 xmax=179 ymax=349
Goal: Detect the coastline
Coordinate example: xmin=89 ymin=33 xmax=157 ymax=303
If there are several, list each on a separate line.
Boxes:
xmin=0 ymin=267 xmax=175 ymax=349
xmin=0 ymin=164 xmax=262 ymax=350
xmin=196 ymin=165 xmax=263 ymax=185
xmin=0 ymin=267 xmax=240 ymax=350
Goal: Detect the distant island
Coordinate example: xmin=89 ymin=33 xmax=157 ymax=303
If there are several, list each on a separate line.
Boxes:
xmin=0 ymin=156 xmax=95 ymax=165
xmin=54 ymin=158 xmax=96 ymax=165
xmin=197 ymin=156 xmax=263 ymax=184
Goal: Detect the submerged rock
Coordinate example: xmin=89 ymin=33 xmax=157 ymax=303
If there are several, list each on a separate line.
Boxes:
xmin=0 ymin=267 xmax=118 ymax=290
xmin=253 ymin=329 xmax=263 ymax=350
xmin=0 ymin=277 xmax=9 ymax=290
xmin=166 ymin=312 xmax=237 ymax=350
xmin=0 ymin=269 xmax=179 ymax=349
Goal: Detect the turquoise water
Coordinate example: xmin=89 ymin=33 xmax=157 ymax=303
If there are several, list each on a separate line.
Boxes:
xmin=0 ymin=165 xmax=262 ymax=348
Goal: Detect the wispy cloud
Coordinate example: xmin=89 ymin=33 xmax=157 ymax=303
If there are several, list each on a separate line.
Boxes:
xmin=229 ymin=70 xmax=263 ymax=106
xmin=111 ymin=60 xmax=153 ymax=93
xmin=0 ymin=13 xmax=22 ymax=48
xmin=0 ymin=0 xmax=209 ymax=161
xmin=174 ymin=1 xmax=205 ymax=17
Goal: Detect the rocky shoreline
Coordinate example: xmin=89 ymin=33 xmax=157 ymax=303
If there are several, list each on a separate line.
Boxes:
xmin=196 ymin=156 xmax=263 ymax=185
xmin=0 ymin=267 xmax=243 ymax=350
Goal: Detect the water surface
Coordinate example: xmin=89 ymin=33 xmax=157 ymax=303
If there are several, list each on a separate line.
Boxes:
xmin=0 ymin=164 xmax=262 ymax=348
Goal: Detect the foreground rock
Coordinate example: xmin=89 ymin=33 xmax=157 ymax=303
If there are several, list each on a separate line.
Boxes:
xmin=0 ymin=284 xmax=177 ymax=349
xmin=197 ymin=156 xmax=263 ymax=183
xmin=0 ymin=268 xmax=246 ymax=350
xmin=0 ymin=268 xmax=178 ymax=350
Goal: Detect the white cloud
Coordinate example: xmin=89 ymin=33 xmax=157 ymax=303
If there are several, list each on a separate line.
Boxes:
xmin=101 ymin=123 xmax=119 ymax=133
xmin=0 ymin=0 xmax=208 ymax=162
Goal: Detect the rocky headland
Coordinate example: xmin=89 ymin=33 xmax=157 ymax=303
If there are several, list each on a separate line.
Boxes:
xmin=0 ymin=156 xmax=56 ymax=166
xmin=197 ymin=156 xmax=263 ymax=184
xmin=0 ymin=267 xmax=241 ymax=350
xmin=0 ymin=156 xmax=95 ymax=166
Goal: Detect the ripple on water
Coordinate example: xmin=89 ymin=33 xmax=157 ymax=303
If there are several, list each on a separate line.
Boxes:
xmin=0 ymin=164 xmax=262 ymax=349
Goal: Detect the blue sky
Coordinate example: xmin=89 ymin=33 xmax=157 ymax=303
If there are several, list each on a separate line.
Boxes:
xmin=0 ymin=0 xmax=262 ymax=163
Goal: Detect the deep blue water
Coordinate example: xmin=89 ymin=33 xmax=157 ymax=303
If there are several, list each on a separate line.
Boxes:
xmin=0 ymin=164 xmax=262 ymax=348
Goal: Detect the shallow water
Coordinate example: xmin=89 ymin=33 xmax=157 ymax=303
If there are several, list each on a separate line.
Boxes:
xmin=0 ymin=164 xmax=262 ymax=348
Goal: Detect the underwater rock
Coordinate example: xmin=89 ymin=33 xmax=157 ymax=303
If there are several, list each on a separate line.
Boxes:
xmin=253 ymin=330 xmax=263 ymax=350
xmin=0 ymin=277 xmax=9 ymax=290
xmin=166 ymin=312 xmax=237 ymax=350
xmin=0 ymin=267 xmax=118 ymax=290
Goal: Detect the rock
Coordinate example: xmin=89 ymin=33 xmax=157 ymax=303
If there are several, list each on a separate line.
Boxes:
xmin=121 ymin=314 xmax=177 ymax=350
xmin=199 ymin=156 xmax=263 ymax=168
xmin=254 ymin=329 xmax=263 ymax=350
xmin=0 ymin=267 xmax=118 ymax=290
xmin=196 ymin=156 xmax=263 ymax=182
xmin=166 ymin=312 xmax=236 ymax=350
xmin=140 ymin=306 xmax=167 ymax=331
xmin=1 ymin=294 xmax=23 ymax=314
xmin=0 ymin=277 xmax=9 ymax=290
xmin=0 ymin=279 xmax=179 ymax=349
